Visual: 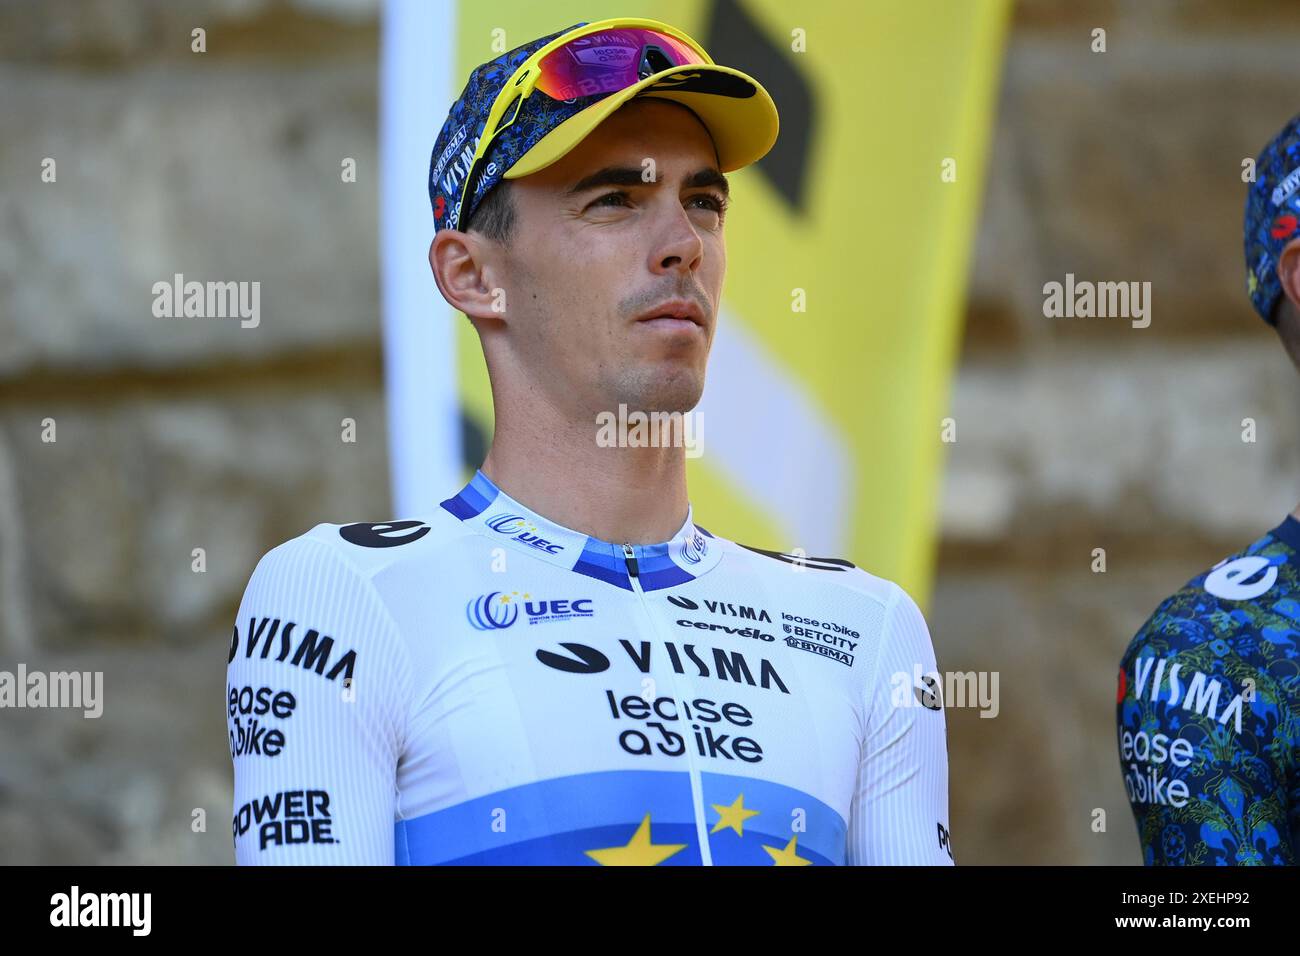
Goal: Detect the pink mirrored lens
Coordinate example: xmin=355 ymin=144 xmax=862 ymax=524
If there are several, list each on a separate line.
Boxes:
xmin=535 ymin=28 xmax=705 ymax=101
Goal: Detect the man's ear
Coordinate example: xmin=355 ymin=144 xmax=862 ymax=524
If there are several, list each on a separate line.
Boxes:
xmin=1277 ymin=237 xmax=1300 ymax=319
xmin=429 ymin=230 xmax=503 ymax=322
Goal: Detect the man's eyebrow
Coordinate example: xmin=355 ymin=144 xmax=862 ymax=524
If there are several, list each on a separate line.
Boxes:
xmin=565 ymin=165 xmax=730 ymax=199
xmin=684 ymin=167 xmax=730 ymax=199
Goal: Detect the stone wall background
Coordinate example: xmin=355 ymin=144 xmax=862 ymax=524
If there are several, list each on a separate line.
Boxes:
xmin=947 ymin=0 xmax=1300 ymax=865
xmin=2 ymin=0 xmax=1297 ymax=864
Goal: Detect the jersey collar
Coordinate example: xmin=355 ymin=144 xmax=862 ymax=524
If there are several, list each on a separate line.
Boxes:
xmin=440 ymin=469 xmax=721 ymax=591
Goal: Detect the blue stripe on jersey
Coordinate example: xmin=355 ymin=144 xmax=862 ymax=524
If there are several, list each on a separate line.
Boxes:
xmin=574 ymin=539 xmax=631 ymax=585
xmin=701 ymin=771 xmax=845 ymax=865
xmin=396 ymin=770 xmax=693 ymax=864
xmin=394 ymin=769 xmax=845 ymax=865
xmin=438 ymin=469 xmax=723 ymax=592
xmin=440 ymin=471 xmax=498 ymax=520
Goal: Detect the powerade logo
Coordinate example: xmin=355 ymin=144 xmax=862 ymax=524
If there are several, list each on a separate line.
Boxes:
xmin=466 ymin=592 xmax=595 ymax=630
xmin=938 ymin=823 xmax=954 ymax=860
xmin=484 ymin=513 xmax=565 ymax=554
xmin=233 ymin=789 xmax=336 ymax=852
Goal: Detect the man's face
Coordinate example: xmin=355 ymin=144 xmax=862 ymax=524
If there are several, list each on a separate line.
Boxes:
xmin=493 ymin=97 xmax=728 ymax=416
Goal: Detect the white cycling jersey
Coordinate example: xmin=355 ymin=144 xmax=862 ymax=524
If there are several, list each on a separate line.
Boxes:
xmin=227 ymin=468 xmax=953 ymax=865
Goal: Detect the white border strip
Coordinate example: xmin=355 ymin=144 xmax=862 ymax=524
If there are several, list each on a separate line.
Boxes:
xmin=380 ymin=0 xmax=461 ymax=516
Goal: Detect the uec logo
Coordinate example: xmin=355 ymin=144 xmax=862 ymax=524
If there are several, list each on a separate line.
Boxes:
xmin=681 ymin=531 xmax=708 ymax=565
xmin=467 ymin=592 xmax=519 ymax=631
xmin=486 ymin=513 xmax=529 ymax=534
xmin=484 ymin=513 xmax=564 ymax=554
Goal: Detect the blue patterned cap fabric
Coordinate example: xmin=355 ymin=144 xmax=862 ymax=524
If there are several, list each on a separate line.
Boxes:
xmin=1244 ymin=113 xmax=1300 ymax=325
xmin=429 ymin=22 xmax=596 ymax=233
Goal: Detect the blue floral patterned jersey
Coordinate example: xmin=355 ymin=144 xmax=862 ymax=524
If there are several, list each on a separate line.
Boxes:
xmin=1117 ymin=514 xmax=1300 ymax=865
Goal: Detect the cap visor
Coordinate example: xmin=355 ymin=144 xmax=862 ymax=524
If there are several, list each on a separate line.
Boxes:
xmin=504 ymin=63 xmax=779 ymax=179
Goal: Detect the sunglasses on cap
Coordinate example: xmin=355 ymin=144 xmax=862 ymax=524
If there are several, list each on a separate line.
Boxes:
xmin=456 ymin=17 xmax=712 ymax=227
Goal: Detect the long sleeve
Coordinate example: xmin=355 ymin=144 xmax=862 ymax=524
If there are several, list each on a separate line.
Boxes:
xmin=227 ymin=533 xmax=411 ymax=864
xmin=847 ymin=583 xmax=954 ymax=865
xmin=1118 ymin=607 xmax=1296 ymax=866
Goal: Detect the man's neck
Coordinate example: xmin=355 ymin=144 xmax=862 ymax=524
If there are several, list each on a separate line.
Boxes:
xmin=480 ymin=397 xmax=691 ymax=546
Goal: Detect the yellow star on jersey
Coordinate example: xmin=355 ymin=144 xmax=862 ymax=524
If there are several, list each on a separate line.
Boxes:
xmin=710 ymin=794 xmax=760 ymax=836
xmin=762 ymin=836 xmax=813 ymax=866
xmin=584 ymin=814 xmax=688 ymax=866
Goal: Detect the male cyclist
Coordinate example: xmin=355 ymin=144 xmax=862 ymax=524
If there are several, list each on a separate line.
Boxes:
xmin=1116 ymin=114 xmax=1300 ymax=865
xmin=229 ymin=17 xmax=953 ymax=866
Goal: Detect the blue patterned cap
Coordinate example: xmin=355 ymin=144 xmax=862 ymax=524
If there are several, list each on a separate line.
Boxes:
xmin=428 ymin=19 xmax=779 ymax=235
xmin=1245 ymin=113 xmax=1300 ymax=325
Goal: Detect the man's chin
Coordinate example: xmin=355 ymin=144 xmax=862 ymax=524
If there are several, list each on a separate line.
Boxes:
xmin=609 ymin=368 xmax=705 ymax=417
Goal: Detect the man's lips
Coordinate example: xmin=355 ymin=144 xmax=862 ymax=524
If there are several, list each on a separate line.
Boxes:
xmin=634 ymin=300 xmax=707 ymax=330
xmin=637 ymin=316 xmax=702 ymax=334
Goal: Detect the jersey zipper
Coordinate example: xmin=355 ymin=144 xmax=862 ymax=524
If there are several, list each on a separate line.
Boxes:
xmin=621 ymin=543 xmax=714 ymax=865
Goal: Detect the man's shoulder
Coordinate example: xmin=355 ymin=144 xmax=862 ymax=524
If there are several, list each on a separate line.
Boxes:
xmin=1121 ymin=527 xmax=1298 ymax=667
xmin=232 ymin=507 xmax=478 ymax=681
xmin=704 ymin=529 xmax=909 ymax=616
xmin=252 ymin=506 xmax=481 ymax=584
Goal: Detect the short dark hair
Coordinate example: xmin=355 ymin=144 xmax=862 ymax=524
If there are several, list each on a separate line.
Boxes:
xmin=463 ymin=181 xmax=516 ymax=244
